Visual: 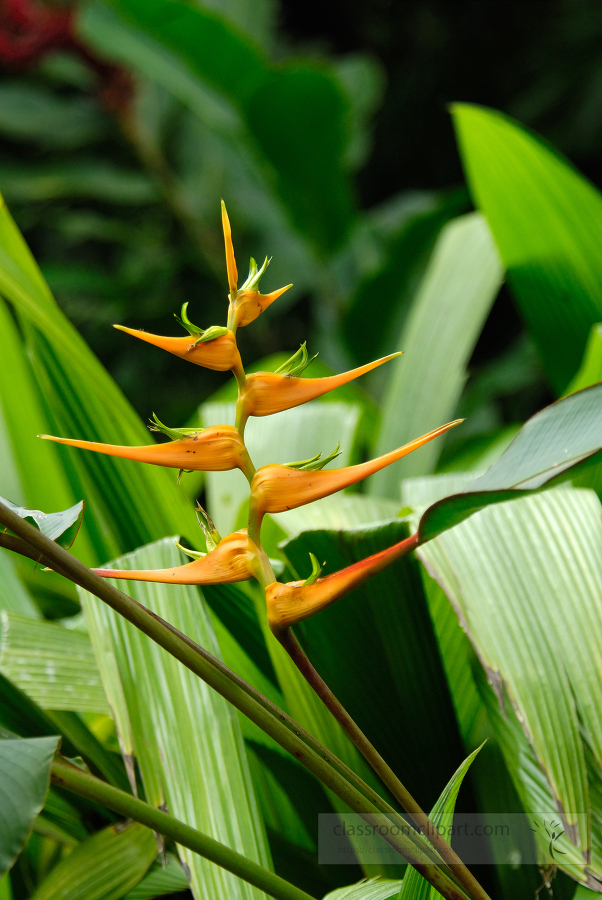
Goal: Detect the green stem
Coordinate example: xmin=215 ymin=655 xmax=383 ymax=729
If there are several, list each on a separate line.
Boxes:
xmin=278 ymin=629 xmax=490 ymax=900
xmin=51 ymin=757 xmax=315 ymax=900
xmin=0 ymin=501 xmax=476 ymax=900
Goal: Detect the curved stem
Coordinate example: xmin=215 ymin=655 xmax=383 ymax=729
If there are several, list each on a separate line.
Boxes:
xmin=51 ymin=757 xmax=316 ymax=900
xmin=0 ymin=500 xmax=476 ymax=900
xmin=278 ymin=628 xmax=490 ymax=900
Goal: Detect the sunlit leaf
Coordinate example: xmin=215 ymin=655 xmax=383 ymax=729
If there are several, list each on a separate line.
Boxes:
xmin=78 ymin=537 xmax=271 ymax=900
xmin=452 ymin=103 xmax=602 ymax=394
xmin=418 ymin=381 xmax=602 ymax=541
xmin=0 ymin=612 xmax=108 ymax=714
xmin=0 ymin=496 xmax=83 ymax=549
xmin=370 ymin=212 xmax=503 ymax=497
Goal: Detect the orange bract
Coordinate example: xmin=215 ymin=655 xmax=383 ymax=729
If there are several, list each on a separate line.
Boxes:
xmin=238 ymin=353 xmax=401 ymax=424
xmin=114 ymin=325 xmax=242 ymax=372
xmin=249 ymin=420 xmax=462 ymax=523
xmin=94 ymin=531 xmax=258 ymax=585
xmin=39 ymin=426 xmax=252 ymax=475
xmin=266 ymin=533 xmax=419 ymax=631
xmin=231 ymin=284 xmax=292 ymax=329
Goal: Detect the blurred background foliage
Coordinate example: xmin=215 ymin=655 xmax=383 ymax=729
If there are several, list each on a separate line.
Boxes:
xmin=3 ymin=0 xmax=600 ymax=440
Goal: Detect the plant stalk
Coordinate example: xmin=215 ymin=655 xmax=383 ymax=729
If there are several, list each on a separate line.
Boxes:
xmin=275 ymin=593 xmax=492 ymax=900
xmin=51 ymin=757 xmax=316 ymax=900
xmin=0 ymin=501 xmax=478 ymax=900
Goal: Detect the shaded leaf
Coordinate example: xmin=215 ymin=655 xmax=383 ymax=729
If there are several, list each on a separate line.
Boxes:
xmin=370 ymin=212 xmax=503 ymax=497
xmin=0 ymin=735 xmax=60 ymax=879
xmin=29 ymin=821 xmax=157 ymax=900
xmin=452 ymin=103 xmax=602 ymax=394
xmin=123 ymin=852 xmax=189 ymax=900
xmin=323 ymin=878 xmax=401 ymax=900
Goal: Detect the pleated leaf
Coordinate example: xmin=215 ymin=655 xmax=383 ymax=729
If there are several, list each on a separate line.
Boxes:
xmin=29 ymin=821 xmax=157 ymax=900
xmin=370 ymin=212 xmax=503 ymax=496
xmin=418 ymin=381 xmax=602 ymax=541
xmin=406 ymin=483 xmax=602 ymax=881
xmin=78 ymin=537 xmax=271 ymax=900
xmin=452 ymin=103 xmax=602 ymax=394
xmin=323 ymin=879 xmax=401 ymax=900
xmin=0 ymin=735 xmax=59 ymax=879
xmin=0 ymin=612 xmax=108 ymax=714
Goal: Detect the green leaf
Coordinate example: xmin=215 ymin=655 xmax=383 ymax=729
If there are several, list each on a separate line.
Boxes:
xmin=370 ymin=212 xmax=503 ymax=497
xmin=323 ymin=879 xmax=401 ymax=900
xmin=29 ymin=821 xmax=157 ymax=900
xmin=342 ymin=188 xmax=468 ymax=365
xmin=0 ymin=162 xmax=158 ymax=204
xmin=0 ymin=550 xmax=40 ymax=618
xmin=96 ymin=0 xmax=354 ymax=251
xmin=0 ymin=496 xmax=84 ymax=549
xmin=78 ymin=537 xmax=271 ymax=900
xmin=0 ymin=735 xmax=60 ymax=879
xmin=0 ymin=190 xmax=199 ymax=565
xmin=418 ymin=381 xmax=602 ymax=542
xmin=0 ymin=612 xmax=108 ymax=714
xmin=123 ymin=852 xmax=189 ymax=900
xmin=564 ymin=322 xmax=602 ymax=396
xmin=408 ymin=485 xmax=602 ymax=882
xmin=452 ymin=103 xmax=602 ymax=394
xmin=397 ymin=745 xmax=482 ymax=900
xmin=0 ymin=82 xmax=105 ymax=149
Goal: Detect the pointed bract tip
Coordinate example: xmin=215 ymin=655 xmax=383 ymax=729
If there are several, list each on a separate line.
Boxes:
xmin=38 ymin=434 xmax=51 ymax=440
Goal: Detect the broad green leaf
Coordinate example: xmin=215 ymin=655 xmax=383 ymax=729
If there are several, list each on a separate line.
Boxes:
xmin=452 ymin=103 xmax=602 ymax=394
xmin=0 ymin=295 xmax=84 ymax=542
xmin=78 ymin=537 xmax=271 ymax=900
xmin=342 ymin=189 xmax=467 ymax=365
xmin=0 ymin=735 xmax=59 ymax=879
xmin=124 ymin=852 xmax=189 ymax=900
xmin=0 ymin=496 xmax=84 ymax=549
xmin=200 ymin=401 xmax=362 ymax=535
xmin=565 ymin=322 xmax=602 ymax=396
xmin=323 ymin=879 xmax=401 ymax=900
xmin=397 ymin=745 xmax=482 ymax=900
xmin=370 ymin=212 xmax=503 ymax=497
xmin=409 ymin=486 xmax=602 ymax=881
xmin=0 ymin=194 xmax=198 ymax=564
xmin=418 ymin=381 xmax=602 ymax=541
xmin=29 ymin=821 xmax=157 ymax=900
xmin=281 ymin=520 xmax=465 ymax=815
xmin=275 ymin=493 xmax=400 ymax=539
xmin=0 ymin=612 xmax=108 ymax=714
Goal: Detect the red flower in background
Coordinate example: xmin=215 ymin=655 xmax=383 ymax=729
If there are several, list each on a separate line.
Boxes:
xmin=0 ymin=0 xmax=73 ymax=68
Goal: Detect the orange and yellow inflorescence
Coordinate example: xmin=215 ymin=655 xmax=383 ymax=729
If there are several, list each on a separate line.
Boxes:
xmin=40 ymin=203 xmax=461 ymax=634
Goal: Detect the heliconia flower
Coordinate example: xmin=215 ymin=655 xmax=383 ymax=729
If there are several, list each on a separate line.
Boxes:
xmin=265 ymin=532 xmax=419 ymax=631
xmin=221 ymin=201 xmax=291 ymax=331
xmin=237 ymin=349 xmax=402 ymax=427
xmin=93 ymin=531 xmax=258 ymax=585
xmin=113 ymin=324 xmax=242 ymax=373
xmin=249 ymin=420 xmax=462 ymax=523
xmin=38 ymin=423 xmax=255 ymax=479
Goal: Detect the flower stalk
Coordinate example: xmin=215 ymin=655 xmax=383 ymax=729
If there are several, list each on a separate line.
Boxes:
xmin=28 ymin=203 xmax=492 ymax=900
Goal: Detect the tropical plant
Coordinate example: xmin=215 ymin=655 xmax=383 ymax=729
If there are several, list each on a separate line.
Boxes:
xmin=2 ymin=5 xmax=602 ymax=900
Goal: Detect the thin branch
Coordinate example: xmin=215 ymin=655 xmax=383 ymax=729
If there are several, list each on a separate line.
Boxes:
xmin=51 ymin=757 xmax=316 ymax=900
xmin=0 ymin=500 xmax=473 ymax=900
